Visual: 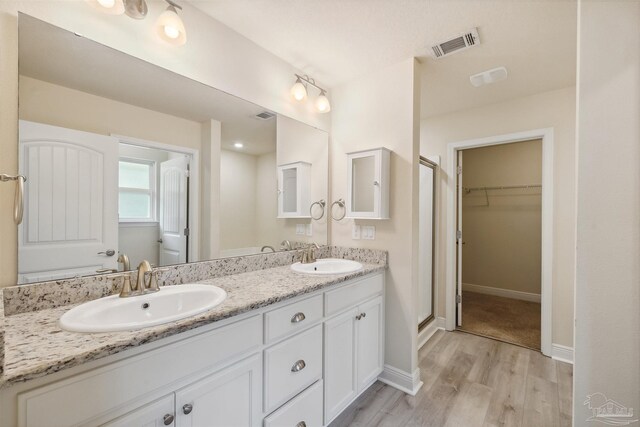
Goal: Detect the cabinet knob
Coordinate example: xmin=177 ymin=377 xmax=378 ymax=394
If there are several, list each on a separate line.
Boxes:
xmin=373 ymin=180 xmax=380 ymax=186
xmin=290 ymin=312 xmax=306 ymax=323
xmin=182 ymin=403 xmax=193 ymax=415
xmin=291 ymin=359 xmax=306 ymax=372
xmin=163 ymin=414 xmax=174 ymax=425
xmin=296 ymin=422 xmax=307 ymax=427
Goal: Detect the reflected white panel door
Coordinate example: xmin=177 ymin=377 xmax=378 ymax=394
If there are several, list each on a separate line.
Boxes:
xmin=418 ymin=164 xmax=434 ymax=324
xmin=456 ymin=151 xmax=464 ymax=326
xmin=159 ymin=156 xmax=189 ymax=266
xmin=18 ymin=120 xmax=119 ymax=284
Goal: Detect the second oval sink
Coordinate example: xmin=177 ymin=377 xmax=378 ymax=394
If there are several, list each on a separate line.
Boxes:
xmin=59 ymin=284 xmax=227 ymax=333
xmin=291 ymin=258 xmax=363 ymax=275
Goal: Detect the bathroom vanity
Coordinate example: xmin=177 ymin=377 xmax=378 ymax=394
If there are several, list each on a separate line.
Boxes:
xmin=0 ymin=250 xmax=386 ymax=427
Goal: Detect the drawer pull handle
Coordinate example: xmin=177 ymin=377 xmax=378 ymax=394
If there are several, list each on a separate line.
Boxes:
xmin=163 ymin=414 xmax=174 ymax=425
xmin=296 ymin=422 xmax=307 ymax=427
xmin=291 ymin=359 xmax=306 ymax=372
xmin=291 ymin=312 xmax=306 ymax=323
xmin=182 ymin=403 xmax=193 ymax=415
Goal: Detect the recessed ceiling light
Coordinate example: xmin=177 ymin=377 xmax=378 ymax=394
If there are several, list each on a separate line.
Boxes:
xmin=234 ymin=142 xmax=244 ymax=148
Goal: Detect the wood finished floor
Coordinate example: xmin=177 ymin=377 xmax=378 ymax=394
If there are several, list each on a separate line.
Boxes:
xmin=329 ymin=330 xmax=573 ymax=427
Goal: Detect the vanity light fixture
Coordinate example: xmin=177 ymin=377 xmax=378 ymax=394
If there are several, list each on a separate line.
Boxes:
xmin=86 ymin=0 xmax=125 ymax=15
xmin=155 ymin=0 xmax=187 ymax=46
xmin=87 ymin=0 xmax=187 ymax=46
xmin=290 ymin=74 xmax=331 ymax=114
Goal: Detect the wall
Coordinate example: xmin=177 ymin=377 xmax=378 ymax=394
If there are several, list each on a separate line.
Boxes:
xmin=255 ymin=151 xmax=280 ymax=247
xmin=0 ymin=0 xmax=329 ymax=287
xmin=219 ymin=149 xmax=258 ymax=250
xmin=331 ymin=58 xmax=421 ymax=381
xmin=462 ymin=140 xmax=542 ymax=295
xmin=574 ymin=0 xmax=640 ymax=422
xmin=420 ymin=86 xmax=576 ymax=347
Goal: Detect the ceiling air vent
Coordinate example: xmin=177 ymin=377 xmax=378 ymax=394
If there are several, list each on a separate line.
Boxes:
xmin=431 ymin=28 xmax=480 ymax=59
xmin=255 ymin=111 xmax=276 ymax=120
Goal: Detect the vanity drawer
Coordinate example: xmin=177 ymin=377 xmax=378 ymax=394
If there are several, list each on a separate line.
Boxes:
xmin=264 ymin=294 xmax=323 ymax=344
xmin=325 ymin=273 xmax=384 ymax=316
xmin=264 ymin=324 xmax=323 ymax=413
xmin=264 ymin=380 xmax=323 ymax=427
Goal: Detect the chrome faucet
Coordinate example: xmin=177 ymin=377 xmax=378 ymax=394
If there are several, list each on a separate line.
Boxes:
xmin=261 ymin=245 xmax=276 ymax=253
xmin=301 ymin=242 xmax=320 ymax=264
xmin=119 ymin=259 xmax=159 ymax=298
xmin=281 ymin=240 xmax=292 ymax=251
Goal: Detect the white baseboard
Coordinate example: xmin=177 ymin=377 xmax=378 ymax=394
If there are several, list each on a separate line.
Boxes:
xmin=551 ymin=343 xmax=574 ymax=364
xmin=418 ymin=316 xmax=446 ymax=350
xmin=378 ymin=365 xmax=423 ymax=396
xmin=463 ymin=283 xmax=541 ymax=303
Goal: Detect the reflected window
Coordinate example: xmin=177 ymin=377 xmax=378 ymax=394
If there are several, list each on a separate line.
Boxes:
xmin=118 ymin=159 xmax=156 ymax=222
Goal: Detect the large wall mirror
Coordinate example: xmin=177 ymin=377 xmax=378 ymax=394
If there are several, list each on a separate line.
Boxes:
xmin=16 ymin=14 xmax=329 ymax=284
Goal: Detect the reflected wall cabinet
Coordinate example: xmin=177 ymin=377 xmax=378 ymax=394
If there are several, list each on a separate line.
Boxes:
xmin=346 ymin=148 xmax=391 ymax=219
xmin=277 ymin=162 xmax=311 ymax=218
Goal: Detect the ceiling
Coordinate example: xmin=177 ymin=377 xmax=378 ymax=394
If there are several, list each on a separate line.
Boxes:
xmin=189 ymin=0 xmax=577 ymax=118
xmin=19 ymin=14 xmax=276 ymax=155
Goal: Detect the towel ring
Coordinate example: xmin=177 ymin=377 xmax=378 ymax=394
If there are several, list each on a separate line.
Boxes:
xmin=310 ymin=199 xmax=326 ymax=220
xmin=331 ymin=199 xmax=346 ymax=221
xmin=0 ymin=174 xmax=27 ymax=225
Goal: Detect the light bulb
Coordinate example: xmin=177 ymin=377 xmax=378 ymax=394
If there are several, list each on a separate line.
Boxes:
xmin=164 ymin=25 xmax=180 ymax=39
xmin=315 ymin=91 xmax=331 ymax=113
xmin=290 ymin=78 xmax=307 ymax=101
xmin=86 ymin=0 xmax=125 ymax=14
xmin=155 ymin=5 xmax=187 ymax=46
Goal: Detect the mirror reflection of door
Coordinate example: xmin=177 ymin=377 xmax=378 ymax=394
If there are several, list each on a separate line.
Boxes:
xmin=159 ymin=156 xmax=189 ymax=265
xmin=18 ymin=120 xmax=119 ymax=284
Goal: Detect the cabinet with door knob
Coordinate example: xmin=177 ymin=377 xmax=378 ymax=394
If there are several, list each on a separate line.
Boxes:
xmin=7 ymin=272 xmax=384 ymax=427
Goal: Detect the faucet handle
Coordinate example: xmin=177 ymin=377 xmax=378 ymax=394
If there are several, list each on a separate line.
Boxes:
xmin=146 ymin=271 xmax=160 ymax=293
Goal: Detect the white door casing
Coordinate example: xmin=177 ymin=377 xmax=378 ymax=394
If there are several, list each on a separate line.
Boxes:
xmin=456 ymin=151 xmax=463 ymax=326
xmin=18 ymin=120 xmax=119 ymax=283
xmin=445 ymin=128 xmax=554 ymax=356
xmin=159 ymin=156 xmax=189 ymax=266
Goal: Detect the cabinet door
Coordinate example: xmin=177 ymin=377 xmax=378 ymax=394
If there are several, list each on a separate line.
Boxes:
xmin=356 ymin=296 xmax=384 ymax=391
xmin=323 ymin=308 xmax=358 ymax=423
xmin=103 ymin=394 xmax=175 ymax=427
xmin=175 ymin=354 xmax=262 ymax=427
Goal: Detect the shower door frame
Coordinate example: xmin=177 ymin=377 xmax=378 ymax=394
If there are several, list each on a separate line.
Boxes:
xmin=445 ymin=128 xmax=554 ymax=357
xmin=418 ymin=157 xmax=437 ymax=332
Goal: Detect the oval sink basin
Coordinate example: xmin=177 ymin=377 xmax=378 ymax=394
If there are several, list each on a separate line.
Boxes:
xmin=291 ymin=258 xmax=363 ymax=275
xmin=59 ymin=284 xmax=227 ymax=333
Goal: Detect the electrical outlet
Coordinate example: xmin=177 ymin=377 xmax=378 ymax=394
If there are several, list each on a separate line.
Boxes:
xmin=296 ymin=224 xmax=305 ymax=235
xmin=352 ymin=225 xmax=361 ymax=240
xmin=362 ymin=226 xmax=376 ymax=240
xmin=305 ymin=223 xmax=313 ymax=236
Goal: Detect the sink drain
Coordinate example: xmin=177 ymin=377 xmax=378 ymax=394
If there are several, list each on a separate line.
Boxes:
xmin=141 ymin=302 xmax=150 ymax=309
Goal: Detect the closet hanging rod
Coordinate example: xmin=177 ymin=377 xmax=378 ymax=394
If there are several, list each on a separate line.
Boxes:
xmin=464 ymin=184 xmax=542 ymax=192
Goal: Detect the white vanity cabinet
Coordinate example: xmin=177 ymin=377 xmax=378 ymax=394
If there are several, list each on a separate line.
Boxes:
xmin=323 ymin=275 xmax=385 ymax=424
xmin=346 ymin=148 xmax=391 ymax=219
xmin=3 ymin=271 xmax=385 ymax=427
xmin=278 ymin=161 xmax=311 ymax=218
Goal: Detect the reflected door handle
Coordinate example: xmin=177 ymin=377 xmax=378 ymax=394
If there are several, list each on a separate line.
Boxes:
xmin=98 ymin=249 xmax=116 ymax=256
xmin=157 ymin=239 xmax=163 ymax=244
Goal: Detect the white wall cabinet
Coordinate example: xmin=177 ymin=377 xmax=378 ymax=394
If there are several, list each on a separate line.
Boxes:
xmin=324 ymin=295 xmax=384 ymax=424
xmin=277 ymin=161 xmax=311 ymax=218
xmin=5 ymin=272 xmax=385 ymax=427
xmin=346 ymin=148 xmax=390 ymax=219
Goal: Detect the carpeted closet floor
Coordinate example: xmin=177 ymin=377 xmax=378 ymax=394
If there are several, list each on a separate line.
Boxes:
xmin=458 ymin=292 xmax=541 ymax=350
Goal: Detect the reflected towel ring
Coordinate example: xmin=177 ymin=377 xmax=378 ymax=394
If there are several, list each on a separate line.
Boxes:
xmin=331 ymin=199 xmax=346 ymax=221
xmin=0 ymin=174 xmax=27 ymax=225
xmin=310 ymin=199 xmax=326 ymax=220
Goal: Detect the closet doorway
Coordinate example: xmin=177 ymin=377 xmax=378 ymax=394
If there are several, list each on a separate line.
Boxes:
xmin=446 ymin=128 xmax=554 ymax=356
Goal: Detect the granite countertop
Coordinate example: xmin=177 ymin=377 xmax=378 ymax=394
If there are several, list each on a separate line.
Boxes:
xmin=0 ymin=262 xmax=385 ymax=389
